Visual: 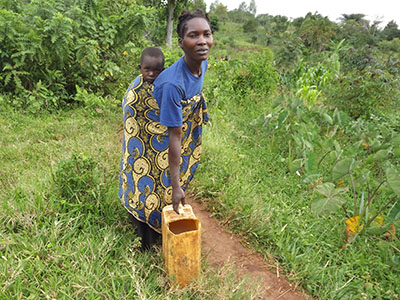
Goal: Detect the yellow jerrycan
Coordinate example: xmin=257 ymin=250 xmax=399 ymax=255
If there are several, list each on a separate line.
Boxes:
xmin=162 ymin=204 xmax=201 ymax=288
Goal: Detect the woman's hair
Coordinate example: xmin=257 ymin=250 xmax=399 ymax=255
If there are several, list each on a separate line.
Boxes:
xmin=176 ymin=9 xmax=211 ymax=39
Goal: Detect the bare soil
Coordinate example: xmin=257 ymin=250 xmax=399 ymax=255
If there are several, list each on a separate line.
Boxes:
xmin=187 ymin=197 xmax=310 ymax=300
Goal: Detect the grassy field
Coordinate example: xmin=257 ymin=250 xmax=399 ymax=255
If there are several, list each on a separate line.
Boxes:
xmin=0 ymin=106 xmax=261 ymax=299
xmin=1 ymin=54 xmax=399 ymax=300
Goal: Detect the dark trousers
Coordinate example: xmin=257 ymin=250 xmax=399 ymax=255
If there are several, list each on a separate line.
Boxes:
xmin=128 ymin=213 xmax=161 ymax=250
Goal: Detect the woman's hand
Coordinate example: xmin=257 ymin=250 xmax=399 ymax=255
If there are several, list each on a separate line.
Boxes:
xmin=172 ymin=185 xmax=185 ymax=214
xmin=168 ymin=126 xmax=184 ymax=214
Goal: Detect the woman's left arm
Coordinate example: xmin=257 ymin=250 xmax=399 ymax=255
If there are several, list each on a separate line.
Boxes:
xmin=168 ymin=126 xmax=185 ymax=213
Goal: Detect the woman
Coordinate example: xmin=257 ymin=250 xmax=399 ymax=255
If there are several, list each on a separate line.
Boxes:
xmin=120 ymin=9 xmax=213 ymax=250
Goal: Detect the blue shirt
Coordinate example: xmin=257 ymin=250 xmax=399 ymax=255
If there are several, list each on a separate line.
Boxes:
xmin=153 ymin=57 xmax=208 ymax=127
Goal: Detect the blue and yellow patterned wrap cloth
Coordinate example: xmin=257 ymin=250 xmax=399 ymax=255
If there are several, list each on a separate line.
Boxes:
xmin=119 ymin=75 xmax=208 ymax=233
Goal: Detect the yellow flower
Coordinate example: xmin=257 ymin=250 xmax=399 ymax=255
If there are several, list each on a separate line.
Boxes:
xmin=123 ymin=50 xmax=128 ymax=56
xmin=345 ymin=216 xmax=364 ymax=234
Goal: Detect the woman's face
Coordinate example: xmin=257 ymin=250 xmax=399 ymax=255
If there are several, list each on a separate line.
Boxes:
xmin=179 ymin=17 xmax=213 ymax=63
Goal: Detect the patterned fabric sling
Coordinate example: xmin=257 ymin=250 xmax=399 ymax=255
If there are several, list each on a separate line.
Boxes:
xmin=119 ymin=75 xmax=208 ymax=233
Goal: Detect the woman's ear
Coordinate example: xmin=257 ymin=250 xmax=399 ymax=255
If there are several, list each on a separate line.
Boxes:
xmin=178 ymin=37 xmax=183 ymax=48
xmin=138 ymin=64 xmax=141 ymax=70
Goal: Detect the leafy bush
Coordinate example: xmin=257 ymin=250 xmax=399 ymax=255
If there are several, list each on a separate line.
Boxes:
xmin=235 ymin=49 xmax=278 ymax=95
xmin=326 ymin=69 xmax=398 ymax=118
xmin=0 ymin=0 xmax=154 ymax=112
xmin=273 ymin=35 xmax=304 ymax=78
xmin=162 ymin=46 xmax=184 ymax=68
xmin=74 ymin=85 xmax=108 ymax=114
xmin=263 ymin=95 xmax=400 ymax=263
xmin=379 ymin=38 xmax=400 ymax=57
xmin=206 ymin=49 xmax=278 ymax=104
xmin=339 ymin=45 xmax=378 ymax=72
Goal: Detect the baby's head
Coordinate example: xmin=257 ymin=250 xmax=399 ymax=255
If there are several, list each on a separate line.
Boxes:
xmin=139 ymin=47 xmax=164 ymax=83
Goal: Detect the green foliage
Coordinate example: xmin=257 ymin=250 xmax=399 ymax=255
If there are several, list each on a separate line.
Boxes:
xmin=387 ymin=167 xmax=400 ymax=197
xmin=338 ymin=15 xmax=379 ymax=47
xmin=294 ymin=60 xmax=335 ymax=106
xmin=380 ymin=20 xmax=400 ymax=41
xmin=297 ymin=13 xmax=336 ymax=52
xmin=0 ymin=0 xmax=154 ymax=112
xmin=207 ymin=49 xmax=278 ymax=102
xmin=242 ymin=18 xmax=258 ymax=33
xmin=339 ymin=45 xmax=377 ymax=72
xmin=379 ymin=38 xmax=400 ymax=56
xmin=209 ymin=2 xmax=228 ymax=23
xmin=2 ymin=3 xmax=400 ymax=299
xmin=198 ymin=48 xmax=400 ymax=298
xmin=264 ymin=90 xmax=400 ymax=250
xmin=312 ymin=182 xmax=348 ymax=213
xmin=312 ymin=43 xmax=400 ymax=119
xmin=210 ymin=15 xmax=219 ymax=32
xmin=326 ymin=68 xmax=398 ymax=118
xmin=162 ymin=46 xmax=184 ymax=68
xmin=227 ymin=7 xmax=253 ymax=24
xmin=74 ymin=85 xmax=109 ymax=114
xmin=274 ymin=35 xmax=303 ymax=77
xmin=190 ymin=0 xmax=207 ymax=12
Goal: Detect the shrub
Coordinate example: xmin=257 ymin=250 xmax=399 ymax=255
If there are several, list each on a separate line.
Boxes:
xmin=379 ymin=38 xmax=400 ymax=57
xmin=228 ymin=49 xmax=278 ymax=96
xmin=205 ymin=49 xmax=278 ymax=109
xmin=0 ymin=0 xmax=154 ymax=112
xmin=326 ymin=69 xmax=398 ymax=118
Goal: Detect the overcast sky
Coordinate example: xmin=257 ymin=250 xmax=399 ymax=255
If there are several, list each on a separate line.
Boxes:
xmin=204 ymin=0 xmax=399 ymax=27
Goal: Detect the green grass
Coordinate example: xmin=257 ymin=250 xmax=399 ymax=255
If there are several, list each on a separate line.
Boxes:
xmin=0 ymin=105 xmax=263 ymax=299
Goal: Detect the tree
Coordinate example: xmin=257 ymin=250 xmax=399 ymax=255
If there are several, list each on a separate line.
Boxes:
xmin=166 ymin=0 xmax=176 ymax=47
xmin=165 ymin=0 xmax=191 ymax=47
xmin=209 ymin=0 xmax=219 ymax=11
xmin=339 ymin=13 xmax=378 ymax=47
xmin=271 ymin=15 xmax=289 ymax=33
xmin=299 ymin=13 xmax=337 ymax=52
xmin=228 ymin=5 xmax=253 ymax=23
xmin=256 ymin=13 xmax=272 ymax=27
xmin=292 ymin=16 xmax=305 ymax=28
xmin=210 ymin=16 xmax=219 ymax=31
xmin=243 ymin=18 xmax=258 ymax=33
xmin=209 ymin=1 xmax=228 ymax=23
xmin=340 ymin=13 xmax=367 ymax=23
xmin=189 ymin=0 xmax=206 ymax=13
xmin=381 ymin=20 xmax=400 ymax=41
xmin=238 ymin=1 xmax=248 ymax=12
xmin=248 ymin=0 xmax=256 ymax=16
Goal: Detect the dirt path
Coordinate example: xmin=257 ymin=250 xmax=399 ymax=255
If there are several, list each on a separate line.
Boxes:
xmin=187 ymin=197 xmax=310 ymax=300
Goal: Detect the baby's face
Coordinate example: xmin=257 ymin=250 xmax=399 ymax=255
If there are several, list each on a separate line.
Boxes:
xmin=139 ymin=56 xmax=164 ymax=83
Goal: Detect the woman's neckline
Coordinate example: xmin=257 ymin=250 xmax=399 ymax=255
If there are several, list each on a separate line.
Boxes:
xmin=183 ymin=56 xmax=202 ymax=78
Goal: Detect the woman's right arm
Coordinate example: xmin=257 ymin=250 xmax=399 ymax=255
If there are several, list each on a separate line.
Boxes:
xmin=168 ymin=126 xmax=185 ymax=213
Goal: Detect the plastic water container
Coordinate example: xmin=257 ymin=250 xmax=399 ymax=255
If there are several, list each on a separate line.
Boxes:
xmin=162 ymin=204 xmax=201 ymax=287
